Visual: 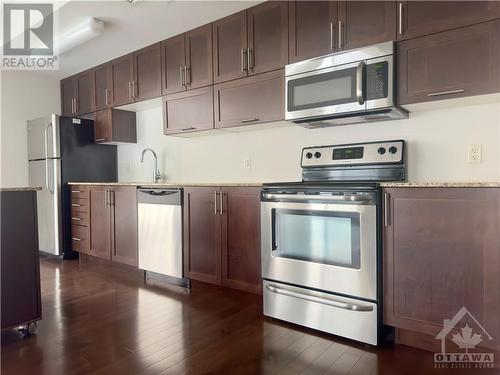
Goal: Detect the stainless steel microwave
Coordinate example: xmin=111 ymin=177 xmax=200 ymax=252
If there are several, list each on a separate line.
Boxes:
xmin=285 ymin=41 xmax=408 ymax=128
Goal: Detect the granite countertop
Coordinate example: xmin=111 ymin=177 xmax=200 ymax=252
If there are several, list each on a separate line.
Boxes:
xmin=380 ymin=182 xmax=500 ymax=188
xmin=67 ymin=182 xmax=263 ymax=188
xmin=0 ymin=187 xmax=42 ymax=192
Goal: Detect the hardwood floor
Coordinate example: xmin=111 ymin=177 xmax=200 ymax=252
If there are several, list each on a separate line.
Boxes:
xmin=1 ymin=257 xmax=498 ymax=375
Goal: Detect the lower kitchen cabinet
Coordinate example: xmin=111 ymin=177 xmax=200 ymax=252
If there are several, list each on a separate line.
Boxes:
xmin=112 ymin=186 xmax=138 ymax=267
xmin=397 ymin=19 xmax=500 ymax=105
xmin=89 ymin=187 xmax=112 ymax=260
xmin=383 ymin=188 xmax=500 ymax=351
xmin=183 ymin=186 xmax=261 ymax=293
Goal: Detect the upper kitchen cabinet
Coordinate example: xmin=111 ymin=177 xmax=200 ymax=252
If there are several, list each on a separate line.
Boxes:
xmin=214 ymin=69 xmax=284 ymax=129
xmin=92 ymin=63 xmax=111 ymax=111
xmin=397 ymin=1 xmax=500 ymax=41
xmin=109 ymin=54 xmax=134 ymax=107
xmin=338 ymin=1 xmax=396 ymax=51
xmin=398 ymin=20 xmax=500 ymax=105
xmin=161 ymin=24 xmax=213 ymax=95
xmin=60 ymin=71 xmax=92 ymax=116
xmin=383 ymin=188 xmax=500 ymax=351
xmin=94 ymin=108 xmax=137 ymax=144
xmin=247 ymin=1 xmax=288 ymax=76
xmin=289 ymin=1 xmax=338 ymax=63
xmin=133 ymin=43 xmax=162 ymax=102
xmin=213 ymin=11 xmax=248 ymax=83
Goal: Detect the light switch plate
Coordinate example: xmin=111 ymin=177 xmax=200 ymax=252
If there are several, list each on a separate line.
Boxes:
xmin=468 ymin=144 xmax=482 ymax=163
xmin=243 ymin=157 xmax=251 ymax=170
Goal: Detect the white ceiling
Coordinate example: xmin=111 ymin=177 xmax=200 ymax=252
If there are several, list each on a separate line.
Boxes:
xmin=50 ymin=0 xmax=262 ymax=79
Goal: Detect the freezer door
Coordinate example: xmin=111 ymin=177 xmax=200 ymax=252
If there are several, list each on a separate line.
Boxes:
xmin=27 ymin=115 xmax=60 ymax=160
xmin=29 ymin=159 xmax=62 ymax=255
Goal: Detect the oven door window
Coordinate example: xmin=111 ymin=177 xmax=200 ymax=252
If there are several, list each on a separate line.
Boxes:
xmin=272 ymin=209 xmax=361 ymax=269
xmin=287 ymin=67 xmax=357 ymax=112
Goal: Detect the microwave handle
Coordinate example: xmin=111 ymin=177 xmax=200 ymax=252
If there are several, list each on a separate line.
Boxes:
xmin=356 ymin=61 xmax=365 ymax=105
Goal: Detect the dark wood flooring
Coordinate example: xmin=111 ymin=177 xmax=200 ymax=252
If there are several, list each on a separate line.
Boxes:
xmin=1 ymin=257 xmax=499 ymax=375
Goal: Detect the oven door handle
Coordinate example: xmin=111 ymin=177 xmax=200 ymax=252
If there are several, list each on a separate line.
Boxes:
xmin=262 ymin=193 xmax=372 ymax=203
xmin=265 ymin=284 xmax=374 ymax=312
xmin=356 ymin=61 xmax=365 ymax=105
xmin=271 ymin=209 xmax=278 ymax=251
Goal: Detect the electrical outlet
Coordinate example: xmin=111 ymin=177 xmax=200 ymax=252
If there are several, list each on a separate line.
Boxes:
xmin=468 ymin=144 xmax=482 ymax=163
xmin=243 ymin=157 xmax=252 ymax=170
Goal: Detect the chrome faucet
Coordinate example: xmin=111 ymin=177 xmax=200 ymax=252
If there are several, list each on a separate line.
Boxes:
xmin=140 ymin=148 xmax=161 ymax=183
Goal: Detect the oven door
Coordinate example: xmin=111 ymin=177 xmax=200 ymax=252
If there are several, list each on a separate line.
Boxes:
xmin=261 ymin=199 xmax=377 ymax=301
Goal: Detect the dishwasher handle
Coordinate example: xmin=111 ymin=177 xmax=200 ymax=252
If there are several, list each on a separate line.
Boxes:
xmin=137 ymin=189 xmax=182 ymax=205
xmin=140 ymin=190 xmax=178 ymax=196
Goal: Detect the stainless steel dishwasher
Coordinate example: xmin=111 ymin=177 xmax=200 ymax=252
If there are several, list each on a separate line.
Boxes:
xmin=138 ymin=188 xmax=184 ymax=283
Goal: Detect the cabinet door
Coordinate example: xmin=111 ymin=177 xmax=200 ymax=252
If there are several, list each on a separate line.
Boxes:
xmin=213 ymin=11 xmax=248 ymax=83
xmin=110 ymin=54 xmax=134 ymax=106
xmin=161 ymin=34 xmax=186 ymax=95
xmin=185 ymin=24 xmax=213 ymax=90
xmin=338 ymin=1 xmax=396 ymax=51
xmin=183 ymin=187 xmax=222 ymax=285
xmin=90 ymin=187 xmax=112 ymax=260
xmin=289 ymin=1 xmax=338 ymax=63
xmin=92 ymin=63 xmax=111 ymax=111
xmin=112 ymin=187 xmax=138 ymax=267
xmin=214 ymin=69 xmax=284 ymax=129
xmin=383 ymin=188 xmax=500 ymax=350
xmin=398 ymin=20 xmax=500 ymax=105
xmin=398 ymin=1 xmax=500 ymax=41
xmin=221 ymin=187 xmax=261 ymax=294
xmin=61 ymin=77 xmax=76 ymax=116
xmin=163 ymin=86 xmax=214 ymax=135
xmin=94 ymin=109 xmax=113 ymax=143
xmin=75 ymin=71 xmax=92 ymax=115
xmin=247 ymin=1 xmax=288 ymax=75
xmin=133 ymin=43 xmax=162 ymax=102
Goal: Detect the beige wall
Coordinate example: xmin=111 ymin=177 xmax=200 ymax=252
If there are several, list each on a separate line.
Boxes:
xmin=0 ymin=71 xmax=61 ymax=188
xmin=118 ymin=101 xmax=500 ymax=183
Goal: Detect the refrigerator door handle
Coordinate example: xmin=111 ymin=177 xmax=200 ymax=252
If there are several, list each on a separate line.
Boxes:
xmin=45 ymin=159 xmax=54 ymax=194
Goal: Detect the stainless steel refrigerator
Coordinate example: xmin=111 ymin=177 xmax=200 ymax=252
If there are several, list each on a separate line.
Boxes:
xmin=28 ymin=115 xmax=117 ymax=259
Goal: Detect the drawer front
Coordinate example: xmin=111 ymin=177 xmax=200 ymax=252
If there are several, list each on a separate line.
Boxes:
xmin=71 ymin=225 xmax=90 ymax=254
xmin=71 ymin=211 xmax=89 ymax=227
xmin=263 ymin=280 xmax=378 ymax=345
xmin=71 ymin=198 xmax=89 ymax=213
xmin=70 ymin=186 xmax=89 ymax=200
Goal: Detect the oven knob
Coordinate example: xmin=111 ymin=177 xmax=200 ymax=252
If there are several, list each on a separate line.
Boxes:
xmin=305 ymin=152 xmax=313 ymax=159
xmin=377 ymin=147 xmax=386 ymax=155
xmin=389 ymin=146 xmax=398 ymax=154
xmin=314 ymin=152 xmax=322 ymax=158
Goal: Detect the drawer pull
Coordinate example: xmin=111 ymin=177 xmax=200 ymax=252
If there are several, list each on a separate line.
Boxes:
xmin=95 ymin=138 xmax=106 ymax=142
xmin=71 ymin=190 xmax=81 ymax=194
xmin=181 ymin=127 xmax=196 ymax=131
xmin=72 ymin=237 xmax=82 ymax=242
xmin=240 ymin=118 xmax=259 ymax=124
xmin=71 ymin=203 xmax=81 ymax=207
xmin=72 ymin=217 xmax=81 ymax=221
xmin=427 ymin=89 xmax=465 ymax=97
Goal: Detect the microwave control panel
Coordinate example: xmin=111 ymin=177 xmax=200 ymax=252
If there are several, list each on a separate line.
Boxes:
xmin=366 ymin=61 xmax=388 ymax=100
xmin=302 ymin=140 xmax=404 ymax=167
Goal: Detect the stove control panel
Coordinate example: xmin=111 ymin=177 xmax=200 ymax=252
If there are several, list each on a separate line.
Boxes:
xmin=301 ymin=140 xmax=404 ymax=167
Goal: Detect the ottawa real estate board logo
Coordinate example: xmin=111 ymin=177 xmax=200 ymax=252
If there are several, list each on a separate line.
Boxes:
xmin=434 ymin=307 xmax=495 ymax=369
xmin=1 ymin=3 xmax=57 ymax=69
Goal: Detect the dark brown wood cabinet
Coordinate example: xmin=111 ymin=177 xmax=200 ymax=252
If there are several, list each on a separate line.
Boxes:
xmin=133 ymin=43 xmax=162 ymax=102
xmin=61 ymin=76 xmax=76 ymax=116
xmin=90 ymin=187 xmax=112 ymax=260
xmin=94 ymin=108 xmax=137 ymax=143
xmin=398 ymin=20 xmax=500 ymax=105
xmin=289 ymin=1 xmax=338 ymax=63
xmin=383 ymin=188 xmax=500 ymax=351
xmin=397 ymin=1 xmax=500 ymax=41
xmin=161 ymin=34 xmax=186 ymax=95
xmin=338 ymin=1 xmax=396 ymax=51
xmin=61 ymin=71 xmax=92 ymax=116
xmin=183 ymin=187 xmax=222 ymax=285
xmin=92 ymin=63 xmax=111 ymax=111
xmin=221 ymin=187 xmax=261 ymax=294
xmin=183 ymin=187 xmax=261 ymax=293
xmin=214 ymin=69 xmax=284 ymax=129
xmin=111 ymin=186 xmax=138 ymax=267
xmin=110 ymin=54 xmax=134 ymax=107
xmin=70 ymin=185 xmax=90 ymax=255
xmin=163 ymin=86 xmax=214 ymax=135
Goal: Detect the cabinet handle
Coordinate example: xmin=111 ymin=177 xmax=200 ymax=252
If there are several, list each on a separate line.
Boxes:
xmin=220 ymin=191 xmax=225 ymax=214
xmin=241 ymin=48 xmax=247 ymax=72
xmin=104 ymin=189 xmax=108 ymax=206
xmin=398 ymin=2 xmax=404 ymax=35
xmin=128 ymin=82 xmax=133 ymax=99
xmin=71 ymin=190 xmax=81 ymax=194
xmin=330 ymin=22 xmax=334 ymax=50
xmin=247 ymin=48 xmax=253 ymax=70
xmin=338 ymin=20 xmax=343 ymax=50
xmin=426 ymin=89 xmax=465 ymax=97
xmin=95 ymin=138 xmax=106 ymax=142
xmin=384 ymin=193 xmax=390 ymax=227
xmin=111 ymin=190 xmax=115 ymax=206
xmin=179 ymin=66 xmax=185 ymax=86
xmin=214 ymin=190 xmax=219 ymax=215
xmin=240 ymin=118 xmax=259 ymax=124
xmin=72 ymin=237 xmax=82 ymax=242
xmin=105 ymin=89 xmax=109 ymax=106
xmin=181 ymin=127 xmax=196 ymax=131
xmin=133 ymin=81 xmax=137 ymax=98
xmin=185 ymin=66 xmax=190 ymax=85
xmin=71 ymin=203 xmax=81 ymax=207
xmin=72 ymin=217 xmax=81 ymax=221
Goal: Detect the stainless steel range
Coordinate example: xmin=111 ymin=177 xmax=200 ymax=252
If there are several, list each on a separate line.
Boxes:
xmin=261 ymin=140 xmax=406 ymax=345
